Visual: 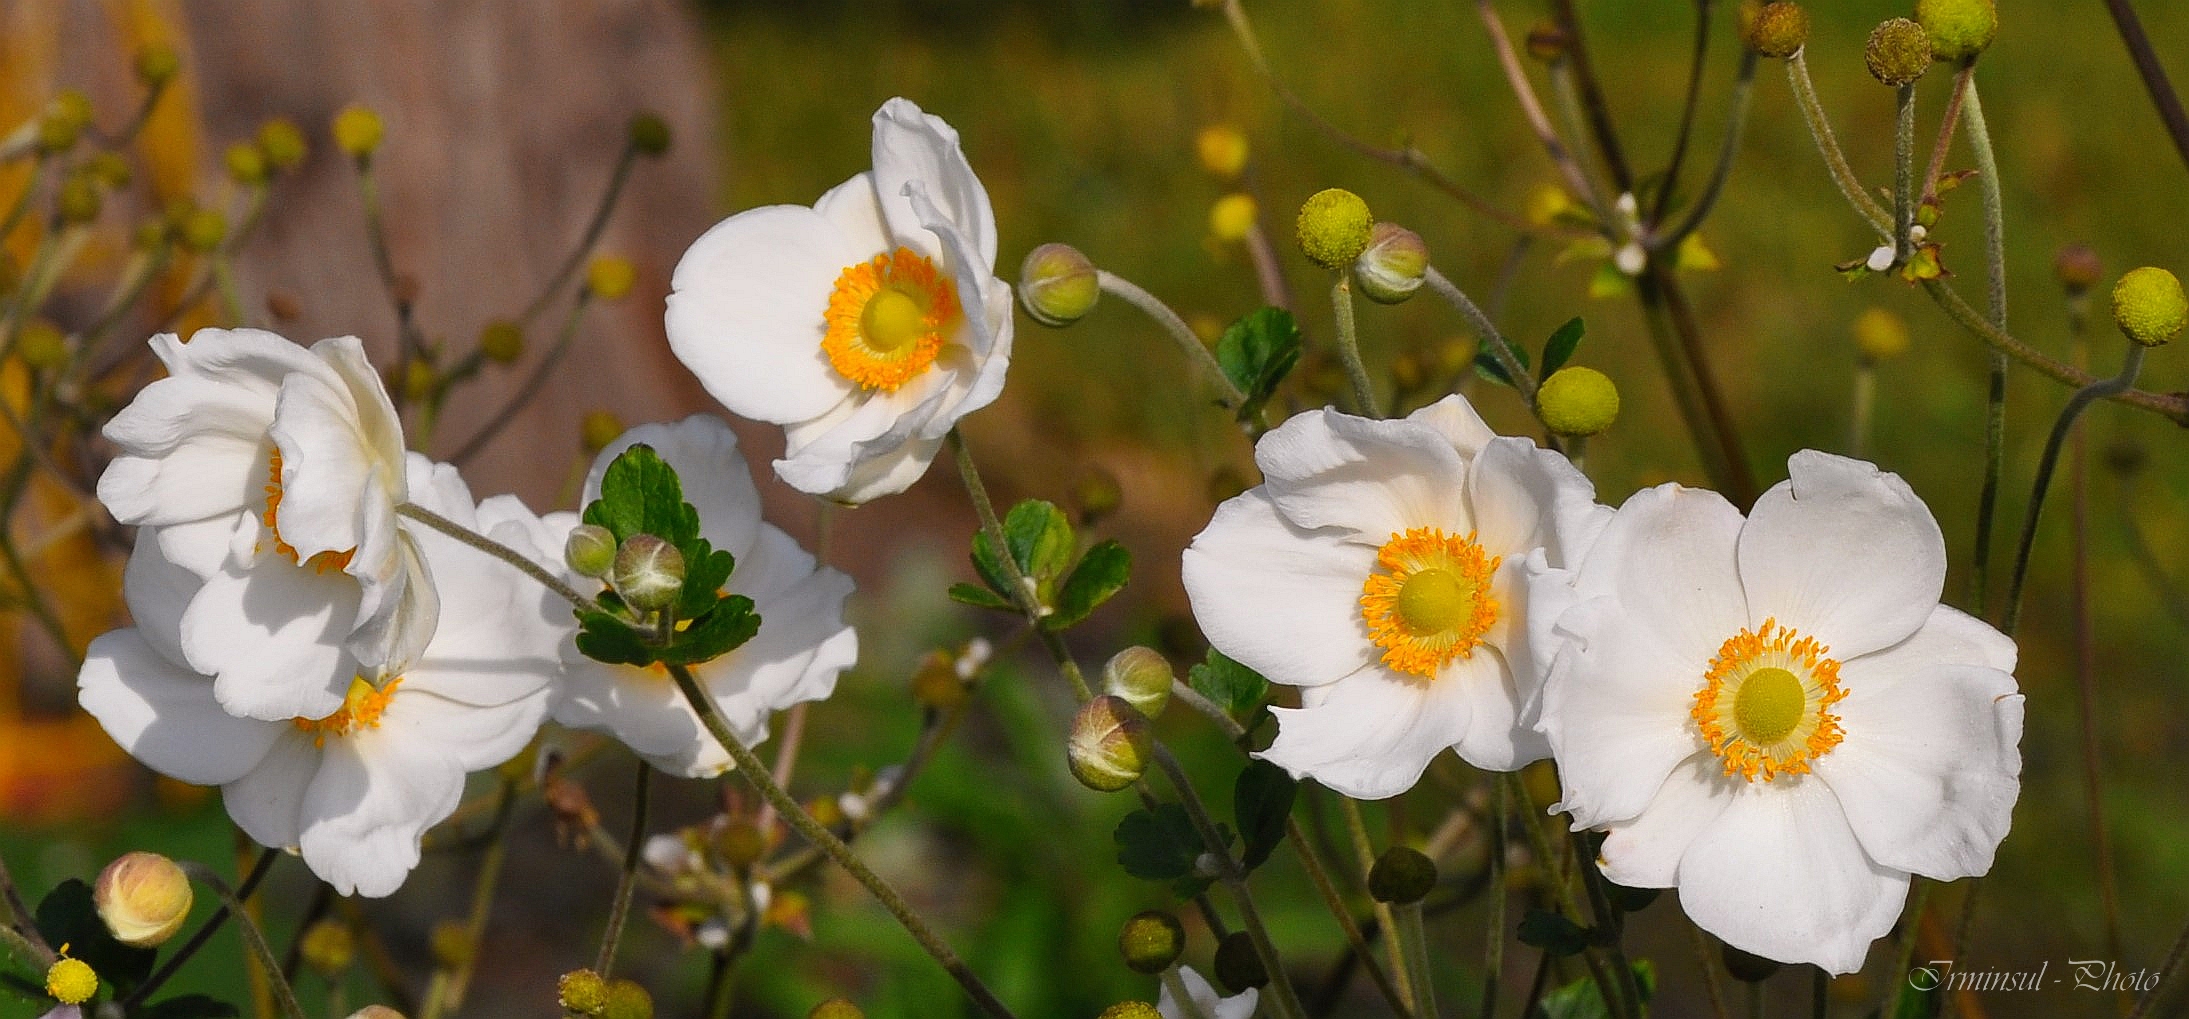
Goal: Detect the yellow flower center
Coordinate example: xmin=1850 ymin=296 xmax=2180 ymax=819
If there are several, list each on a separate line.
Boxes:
xmin=1692 ymin=619 xmax=1846 ymax=782
xmin=293 ymin=676 xmax=401 ymax=746
xmin=1360 ymin=528 xmax=1500 ymax=679
xmin=263 ymin=449 xmax=357 ymax=574
xmin=822 ymin=247 xmax=959 ymax=392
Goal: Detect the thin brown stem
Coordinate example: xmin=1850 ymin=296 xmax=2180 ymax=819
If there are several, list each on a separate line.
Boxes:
xmin=1475 ymin=0 xmax=1611 ymax=223
xmin=448 ymin=289 xmax=595 ymax=463
xmin=594 ymin=762 xmax=652 ymax=978
xmin=1922 ymin=280 xmax=2189 ymax=425
xmin=1650 ymin=0 xmax=1717 ymax=227
xmin=1546 ymin=0 xmax=1635 ymax=191
xmin=521 ymin=144 xmax=639 ymax=328
xmin=2102 ymin=0 xmax=2189 ymax=178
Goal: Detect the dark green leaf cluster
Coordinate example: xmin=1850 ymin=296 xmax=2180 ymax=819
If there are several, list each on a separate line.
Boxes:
xmin=1187 ymin=648 xmax=1269 ymax=718
xmin=1478 ymin=315 xmax=1586 ymax=387
xmin=572 ymin=444 xmax=759 ymax=668
xmin=949 ymin=499 xmax=1130 ymax=631
xmin=1216 ymin=307 xmax=1302 ymax=423
xmin=1114 ymin=803 xmax=1233 ymax=899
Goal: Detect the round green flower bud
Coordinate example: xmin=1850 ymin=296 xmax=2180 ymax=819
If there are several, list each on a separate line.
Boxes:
xmin=559 ymin=969 xmax=610 ymax=1015
xmin=1354 ymin=222 xmax=1429 ymax=304
xmin=179 ymin=208 xmax=227 ymax=253
xmin=225 ymin=142 xmax=268 ymax=185
xmin=587 ymin=255 xmax=636 ymax=301
xmin=602 ymin=979 xmax=653 ymax=1019
xmin=1852 ymin=307 xmax=1911 ymax=362
xmin=1118 ymin=910 xmax=1186 ymax=974
xmin=479 ymin=319 xmax=525 ymax=364
xmin=1722 ymin=942 xmax=1781 ymax=983
xmin=1208 ymin=194 xmax=1258 ymax=244
xmin=1018 ymin=243 xmax=1100 ymax=327
xmin=37 ymin=92 xmax=91 ymax=153
xmin=1535 ymin=366 xmax=1621 ymax=437
xmin=1101 ymin=646 xmax=1173 ymax=720
xmin=1913 ymin=0 xmax=1996 ymax=63
xmin=1296 ymin=188 xmax=1374 ymax=270
xmin=57 ymin=173 xmax=102 ymax=226
xmin=808 ymin=999 xmax=864 ymax=1019
xmin=1368 ymin=846 xmax=1438 ymax=904
xmin=581 ymin=409 xmax=626 ymax=454
xmin=134 ymin=44 xmax=180 ymax=87
xmin=713 ymin=817 xmax=767 ymax=869
xmin=2112 ymin=267 xmax=2187 ymax=347
xmin=1745 ymin=2 xmax=1809 ymax=59
xmin=332 ymin=104 xmax=385 ymax=159
xmin=17 ymin=320 xmax=67 ymax=371
xmin=1865 ymin=18 xmax=1932 ymax=87
xmin=628 ymin=112 xmax=672 ymax=157
xmin=1212 ymin=931 xmax=1268 ymax=992
xmin=1066 ymin=695 xmax=1152 ymax=793
xmin=259 ymin=118 xmax=308 ymax=170
xmin=95 ymin=851 xmax=193 ymax=948
xmin=1195 ymin=125 xmax=1248 ymax=180
xmin=1097 ymin=1004 xmax=1162 ymax=1019
xmin=46 ymin=954 xmax=98 ymax=1005
xmin=2054 ymin=243 xmax=2102 ymax=296
xmin=300 ymin=919 xmax=356 ymax=977
xmin=611 ymin=534 xmax=685 ymax=612
xmin=87 ymin=152 xmax=133 ymax=189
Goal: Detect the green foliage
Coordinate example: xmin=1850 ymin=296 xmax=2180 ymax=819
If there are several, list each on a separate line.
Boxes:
xmin=1214 ymin=307 xmax=1302 ymax=422
xmin=964 ymin=500 xmax=1130 ymax=629
xmin=1231 ymin=760 xmax=1296 ymax=872
xmin=1536 ymin=960 xmax=1655 ymax=1019
xmin=1475 ymin=332 xmax=1530 ymax=387
xmin=1540 ymin=316 xmax=1587 ymax=375
xmin=1047 ymin=540 xmax=1129 ymax=630
xmin=35 ymin=878 xmax=157 ymax=995
xmin=1516 ymin=908 xmax=1590 ymax=957
xmin=1187 ymin=648 xmax=1268 ymax=717
xmin=573 ymin=444 xmax=760 ymax=668
xmin=582 ymin=444 xmax=699 ymax=548
xmin=1113 ymin=803 xmax=1231 ymax=898
xmin=139 ymin=995 xmax=244 ymax=1019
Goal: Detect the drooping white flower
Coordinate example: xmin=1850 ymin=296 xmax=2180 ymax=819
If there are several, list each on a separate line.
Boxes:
xmin=78 ymin=458 xmax=560 ymax=897
xmin=665 ymin=97 xmax=1011 ymax=504
xmin=1181 ymin=395 xmax=1608 ymax=799
xmin=548 ymin=415 xmax=859 ymax=777
xmin=1158 ymin=966 xmax=1258 ymax=1019
xmin=96 ymin=328 xmax=433 ymax=720
xmin=1535 ymin=451 xmax=2024 ymax=974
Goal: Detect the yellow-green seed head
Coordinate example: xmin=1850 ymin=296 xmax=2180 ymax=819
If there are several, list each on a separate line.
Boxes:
xmin=587 ymin=255 xmax=636 ymax=301
xmin=1101 ymin=646 xmax=1174 ymax=719
xmin=628 ymin=112 xmax=672 ymax=157
xmin=1098 ymin=1004 xmax=1162 ymax=1019
xmin=807 ymin=999 xmax=865 ymax=1019
xmin=1195 ymin=125 xmax=1249 ymax=179
xmin=87 ymin=152 xmax=133 ymax=189
xmin=332 ymin=104 xmax=385 ymax=159
xmin=37 ymin=91 xmax=91 ymax=153
xmin=1066 ymin=695 xmax=1152 ymax=793
xmin=1865 ymin=19 xmax=1932 ymax=86
xmin=1536 ymin=366 xmax=1621 ymax=436
xmin=1746 ymin=2 xmax=1809 ymax=59
xmin=2112 ymin=267 xmax=2187 ymax=347
xmin=581 ymin=409 xmax=625 ymax=454
xmin=1852 ymin=307 xmax=1912 ymax=361
xmin=345 ymin=1008 xmax=405 ymax=1019
xmin=259 ymin=118 xmax=308 ymax=170
xmin=1118 ymin=910 xmax=1186 ymax=974
xmin=602 ymin=979 xmax=654 ymax=1019
xmin=46 ymin=955 xmax=98 ymax=1005
xmin=1017 ymin=243 xmax=1100 ymax=327
xmin=559 ymin=969 xmax=610 ymax=1015
xmin=225 ymin=141 xmax=269 ymax=185
xmin=1296 ymin=188 xmax=1374 ymax=270
xmin=1354 ymin=222 xmax=1429 ymax=304
xmin=179 ymin=209 xmax=227 ymax=253
xmin=1914 ymin=0 xmax=1997 ymax=63
xmin=57 ymin=173 xmax=102 ymax=226
xmin=2054 ymin=243 xmax=2103 ymax=295
xmin=479 ymin=319 xmax=525 ymax=364
xmin=133 ymin=44 xmax=180 ymax=87
xmin=299 ymin=919 xmax=356 ymax=977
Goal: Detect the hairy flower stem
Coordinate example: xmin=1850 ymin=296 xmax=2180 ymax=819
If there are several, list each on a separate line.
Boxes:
xmin=1921 ymin=280 xmax=2189 ymax=424
xmin=124 ymin=849 xmax=279 ymax=1009
xmin=1096 ymin=270 xmax=1248 ymax=410
xmin=1893 ymin=83 xmax=1916 ymax=265
xmin=176 ymin=857 xmax=303 ymax=1019
xmin=395 ymin=502 xmax=599 ymax=612
xmin=593 ymin=762 xmax=651 ymax=979
xmin=1920 ymin=68 xmax=1974 ymax=204
xmin=946 ymin=428 xmax=1093 ymax=699
xmin=2003 ymin=344 xmax=2147 ymax=634
xmin=1339 ymin=798 xmax=1416 ymax=1010
xmin=1425 ymin=266 xmax=1536 ymax=405
xmin=1479 ymin=780 xmax=1510 ymax=1019
xmin=1331 ymin=276 xmax=1383 ymax=418
xmin=521 ymin=142 xmax=639 ymax=329
xmin=1650 ymin=0 xmax=1716 ymax=228
xmin=1962 ymin=80 xmax=2010 ymax=622
xmin=1688 ymin=919 xmax=1731 ymax=1019
xmin=1153 ymin=746 xmax=1308 ymax=1019
xmin=1505 ymin=774 xmax=1631 ymax=1019
xmin=421 ymin=779 xmax=518 ymax=1018
xmin=663 ymin=661 xmax=1021 ymax=1019
xmin=1786 ymin=53 xmax=1890 ymax=235
xmin=1394 ymin=900 xmax=1437 ymax=1019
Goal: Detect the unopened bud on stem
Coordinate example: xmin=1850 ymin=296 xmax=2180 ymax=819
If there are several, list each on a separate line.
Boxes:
xmin=95 ymin=852 xmax=192 ymax=947
xmin=1017 ymin=243 xmax=1100 ymax=327
xmin=1354 ymin=222 xmax=1428 ymax=304
xmin=1102 ymin=646 xmax=1173 ymax=719
xmin=1119 ymin=910 xmax=1186 ymax=974
xmin=611 ymin=534 xmax=684 ymax=612
xmin=1066 ymin=695 xmax=1152 ymax=792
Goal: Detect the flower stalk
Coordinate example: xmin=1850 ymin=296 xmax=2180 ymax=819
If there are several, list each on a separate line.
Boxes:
xmin=1096 ymin=270 xmax=1247 ymax=410
xmin=1330 ymin=276 xmax=1382 ymax=418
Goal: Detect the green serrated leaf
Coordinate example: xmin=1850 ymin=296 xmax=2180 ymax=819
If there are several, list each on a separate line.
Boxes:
xmin=36 ymin=879 xmax=156 ymax=992
xmin=947 ymin=581 xmax=1015 ymax=611
xmin=575 ymin=611 xmax=655 ymax=666
xmin=656 ymin=595 xmax=761 ymax=665
xmin=583 ymin=443 xmax=700 ymax=546
xmin=675 ymin=542 xmax=736 ymax=620
xmin=1537 ymin=960 xmax=1655 ymax=1019
xmin=1516 ymin=908 xmax=1591 ymax=957
xmin=140 ymin=995 xmax=244 ymax=1019
xmin=1188 ymin=648 xmax=1269 ymax=716
xmin=1044 ymin=541 xmax=1130 ymax=630
xmin=1540 ymin=316 xmax=1586 ymax=375
xmin=1114 ymin=803 xmax=1205 ymax=881
xmin=1233 ymin=760 xmax=1296 ymax=872
xmin=1215 ymin=307 xmax=1303 ymax=420
xmin=1475 ymin=347 xmax=1515 ymax=388
xmin=1005 ymin=500 xmax=1076 ymax=585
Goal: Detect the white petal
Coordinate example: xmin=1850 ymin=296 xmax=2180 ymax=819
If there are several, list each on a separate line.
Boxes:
xmin=95 ymin=435 xmax=264 ymax=529
xmin=1448 ymin=642 xmax=1551 ymax=771
xmin=1182 ymin=488 xmax=1377 ymax=690
xmin=345 ymin=526 xmax=438 ymax=675
xmin=123 ymin=529 xmax=204 ymax=666
xmin=1258 ymin=667 xmax=1467 ymax=799
xmin=775 ymin=384 xmax=951 ymax=502
xmin=1676 ymin=778 xmax=1909 ymax=975
xmin=380 ymin=685 xmax=550 ymax=774
xmin=267 ymin=371 xmax=374 ymax=560
xmin=153 ymin=514 xmax=246 ymax=578
xmin=1405 ymin=393 xmax=1497 ymax=458
xmin=1160 ymin=967 xmax=1258 ymax=1019
xmin=1596 ymin=756 xmax=1734 ymax=888
xmin=902 ymin=180 xmax=1013 ymax=437
xmin=1814 ymin=607 xmax=2022 ymax=879
xmin=77 ymin=630 xmax=281 ymax=786
xmin=1737 ymin=451 xmax=1946 ymax=658
xmin=222 ymin=730 xmax=322 ymax=851
xmin=871 ymin=97 xmax=997 ymax=268
xmin=1465 ymin=436 xmax=1602 ymax=568
xmin=552 ymin=660 xmax=712 ymax=768
xmin=666 ymin=205 xmax=858 ymax=425
xmin=310 ymin=336 xmax=407 ymax=479
xmin=1253 ymin=408 xmax=1471 ymax=543
xmin=1570 ymin=482 xmax=1749 ymax=671
xmin=814 ymin=171 xmax=890 ymax=252
xmin=296 ymin=733 xmax=464 ymax=897
xmin=783 ymin=432 xmax=944 ymax=505
xmin=181 ymin=550 xmax=355 ymax=721
xmin=1540 ymin=596 xmax=1713 ymax=829
xmin=584 ymin=416 xmax=761 ymax=559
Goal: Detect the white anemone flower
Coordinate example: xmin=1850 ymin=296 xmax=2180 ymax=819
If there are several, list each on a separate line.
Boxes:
xmin=1181 ymin=395 xmax=1607 ymax=799
xmin=665 ymin=97 xmax=1011 ymax=504
xmin=96 ymin=328 xmax=432 ymax=720
xmin=1535 ymin=451 xmax=2024 ymax=974
xmin=1158 ymin=966 xmax=1258 ymax=1019
xmin=78 ymin=458 xmax=560 ymax=897
xmin=548 ymin=415 xmax=859 ymax=777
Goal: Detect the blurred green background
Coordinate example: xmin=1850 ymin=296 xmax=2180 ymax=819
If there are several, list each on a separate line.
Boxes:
xmin=9 ymin=1 xmax=2189 ymax=1017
